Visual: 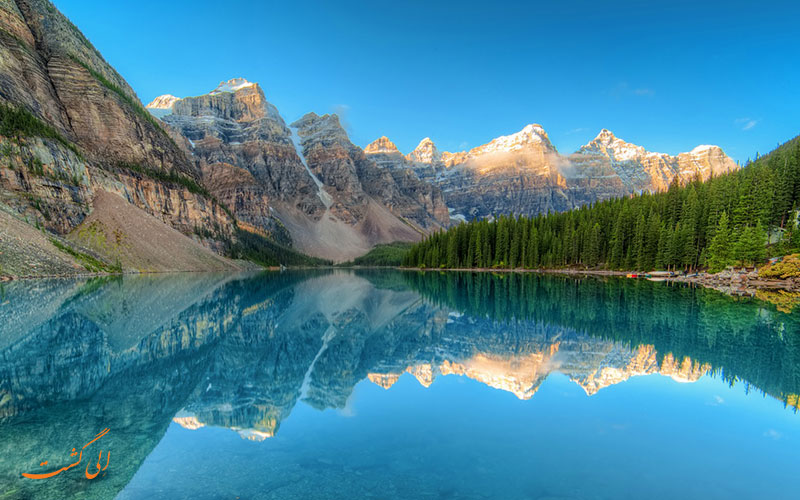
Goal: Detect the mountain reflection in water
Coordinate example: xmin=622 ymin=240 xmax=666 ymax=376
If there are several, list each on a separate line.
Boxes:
xmin=0 ymin=270 xmax=798 ymax=499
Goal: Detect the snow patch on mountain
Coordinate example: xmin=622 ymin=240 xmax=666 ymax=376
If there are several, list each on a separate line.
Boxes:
xmin=145 ymin=94 xmax=180 ymax=118
xmin=690 ymin=145 xmax=717 ymax=154
xmin=290 ymin=125 xmax=332 ymax=208
xmin=210 ymin=78 xmax=256 ymax=95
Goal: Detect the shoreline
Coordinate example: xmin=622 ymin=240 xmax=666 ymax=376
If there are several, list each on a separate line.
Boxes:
xmin=394 ymin=266 xmax=800 ymax=296
xmin=0 ymin=267 xmax=274 ymax=282
xmin=5 ymin=265 xmax=799 ymax=299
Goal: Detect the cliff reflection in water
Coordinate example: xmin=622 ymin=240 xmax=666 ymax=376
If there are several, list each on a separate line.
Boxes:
xmin=0 ymin=270 xmax=798 ymax=498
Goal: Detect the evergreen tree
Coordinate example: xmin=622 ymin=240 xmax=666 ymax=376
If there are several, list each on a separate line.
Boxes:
xmin=733 ymin=223 xmax=767 ymax=266
xmin=446 ymin=232 xmax=458 ymax=268
xmin=708 ymin=211 xmax=732 ymax=272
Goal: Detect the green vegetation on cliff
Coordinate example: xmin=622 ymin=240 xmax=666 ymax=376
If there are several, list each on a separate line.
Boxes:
xmin=0 ymin=102 xmax=81 ymax=157
xmin=405 ymin=134 xmax=800 ymax=271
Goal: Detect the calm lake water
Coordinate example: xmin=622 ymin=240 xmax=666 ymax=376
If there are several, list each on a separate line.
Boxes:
xmin=0 ymin=270 xmax=798 ymax=499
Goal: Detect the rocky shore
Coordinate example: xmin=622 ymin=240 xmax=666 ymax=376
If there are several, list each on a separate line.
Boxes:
xmin=672 ymin=269 xmax=800 ymax=296
xmin=402 ymin=266 xmax=800 ymax=298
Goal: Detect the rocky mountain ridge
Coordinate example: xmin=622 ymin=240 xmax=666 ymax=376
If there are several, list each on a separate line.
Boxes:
xmin=377 ymin=124 xmax=739 ymax=220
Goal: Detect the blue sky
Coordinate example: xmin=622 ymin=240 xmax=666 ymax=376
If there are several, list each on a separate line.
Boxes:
xmin=55 ymin=0 xmax=799 ymax=162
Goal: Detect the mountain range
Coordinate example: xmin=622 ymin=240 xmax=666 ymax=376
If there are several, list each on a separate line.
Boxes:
xmin=0 ymin=0 xmax=739 ymax=269
xmin=147 ymin=78 xmax=738 ymax=259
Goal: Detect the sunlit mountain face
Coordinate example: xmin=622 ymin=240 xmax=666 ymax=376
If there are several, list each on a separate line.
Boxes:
xmin=0 ymin=271 xmax=798 ymax=499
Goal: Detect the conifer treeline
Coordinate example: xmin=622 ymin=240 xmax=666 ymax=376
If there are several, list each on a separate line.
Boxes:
xmin=404 ymin=136 xmax=800 ymax=271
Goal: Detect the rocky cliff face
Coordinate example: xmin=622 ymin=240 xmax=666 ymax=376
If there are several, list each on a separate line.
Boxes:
xmin=282 ymin=112 xmax=429 ymax=260
xmin=363 ymin=136 xmax=451 ymax=227
xmin=0 ymin=0 xmax=236 ymax=272
xmin=403 ymin=124 xmax=739 ymax=220
xmin=574 ymin=129 xmax=738 ymax=192
xmin=149 ymin=78 xmax=325 ymax=243
xmin=407 ymin=124 xmax=573 ymax=219
xmin=0 ymin=0 xmax=193 ymax=173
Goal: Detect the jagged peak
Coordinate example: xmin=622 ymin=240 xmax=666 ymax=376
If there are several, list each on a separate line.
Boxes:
xmin=145 ymin=94 xmax=180 ymax=110
xmin=290 ymin=112 xmax=350 ymax=145
xmin=414 ymin=137 xmax=437 ymax=150
xmin=501 ymin=123 xmax=549 ymax=142
xmin=521 ymin=123 xmax=548 ymax=136
xmin=470 ymin=122 xmax=555 ymax=156
xmin=583 ymin=129 xmax=630 ymax=149
xmin=592 ymin=128 xmax=617 ymax=143
xmin=407 ymin=137 xmax=442 ymax=164
xmin=291 ymin=112 xmax=334 ymax=129
xmin=364 ymin=136 xmax=401 ymax=155
xmin=209 ymin=77 xmax=257 ymax=95
xmin=580 ymin=131 xmax=731 ymax=165
xmin=580 ymin=129 xmax=646 ymax=160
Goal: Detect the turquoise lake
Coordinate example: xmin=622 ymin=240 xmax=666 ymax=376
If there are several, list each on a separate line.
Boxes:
xmin=0 ymin=270 xmax=798 ymax=499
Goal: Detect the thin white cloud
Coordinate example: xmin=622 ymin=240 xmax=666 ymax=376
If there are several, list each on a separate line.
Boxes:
xmin=565 ymin=127 xmax=588 ymax=135
xmin=633 ymin=88 xmax=655 ymax=96
xmin=735 ymin=117 xmax=759 ymax=131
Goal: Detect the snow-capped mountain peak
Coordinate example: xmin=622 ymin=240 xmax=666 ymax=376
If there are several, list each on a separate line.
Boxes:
xmin=592 ymin=128 xmax=617 ymax=144
xmin=470 ymin=123 xmax=555 ymax=156
xmin=210 ymin=77 xmax=256 ymax=95
xmin=689 ymin=144 xmax=719 ymax=155
xmin=580 ymin=129 xmax=647 ymax=162
xmin=145 ymin=94 xmax=180 ymax=110
xmin=407 ymin=137 xmax=442 ymax=164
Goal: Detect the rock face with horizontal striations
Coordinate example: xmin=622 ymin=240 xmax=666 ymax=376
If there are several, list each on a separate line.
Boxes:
xmin=0 ymin=0 xmax=236 ymax=268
